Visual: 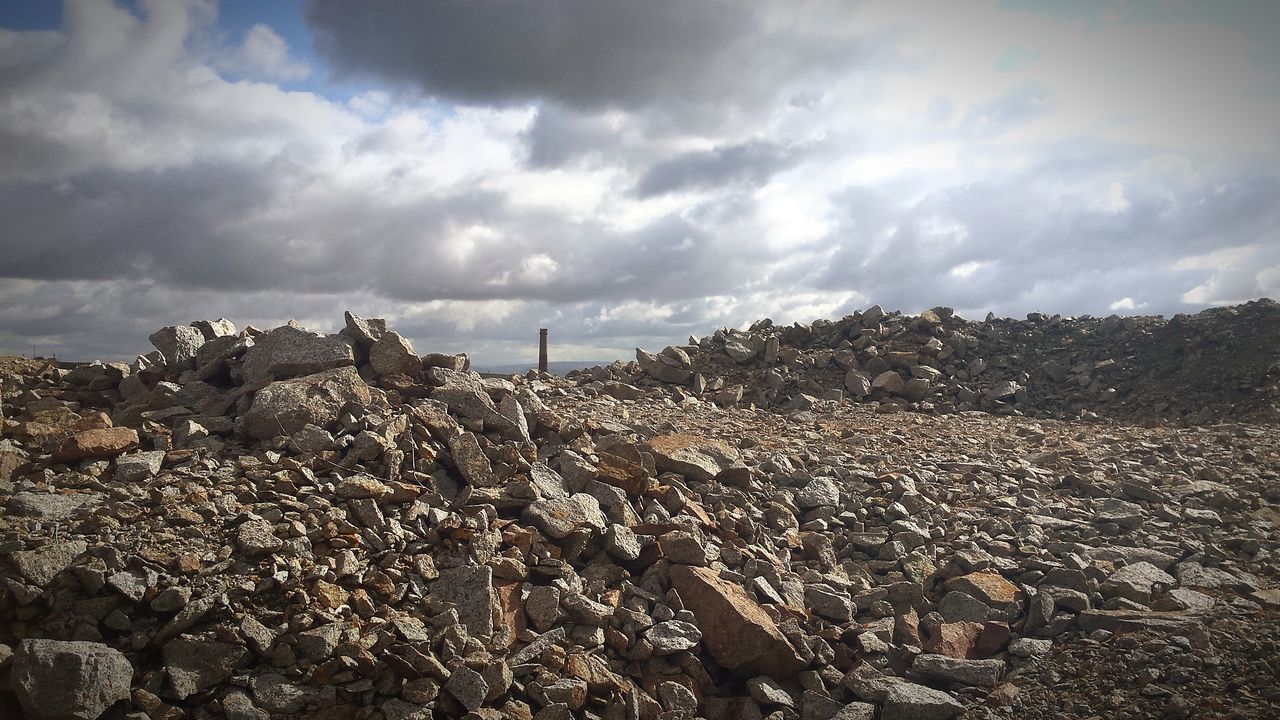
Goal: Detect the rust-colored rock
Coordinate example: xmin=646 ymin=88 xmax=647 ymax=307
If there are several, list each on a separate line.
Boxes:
xmin=921 ymin=619 xmax=984 ymax=659
xmin=53 ymin=427 xmax=139 ymax=462
xmin=669 ymin=564 xmax=806 ymax=678
xmin=945 ymin=572 xmax=1022 ymax=608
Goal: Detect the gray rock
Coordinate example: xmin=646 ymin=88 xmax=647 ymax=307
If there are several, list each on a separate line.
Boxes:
xmin=370 ymin=331 xmax=420 ymax=376
xmin=236 ymin=518 xmax=281 ymax=557
xmin=647 ymin=620 xmax=702 ymax=654
xmin=659 ymin=530 xmax=709 ymax=565
xmin=938 ymin=591 xmax=991 ymax=624
xmin=525 ymin=585 xmax=562 ymax=632
xmin=191 ymin=318 xmax=236 ymax=340
xmin=13 ymin=639 xmax=133 ymax=720
xmin=7 ymin=492 xmax=100 ymax=521
xmin=444 ymin=666 xmax=488 ymax=712
xmin=163 ymin=637 xmax=248 ymax=699
xmin=604 ymin=524 xmax=642 ymax=561
xmin=747 ymin=676 xmax=795 ymax=707
xmin=114 ymin=451 xmax=165 ymax=482
xmin=844 ymin=370 xmax=871 ymax=396
xmin=149 ymin=325 xmax=206 ymax=370
xmin=1093 ymin=498 xmax=1145 ymax=529
xmin=832 ymin=702 xmax=877 ymax=720
xmin=796 ymin=477 xmax=840 ymax=509
xmin=222 ymin=690 xmax=269 ymax=720
xmin=881 ymin=681 xmax=964 ymax=720
xmin=10 ymin=540 xmax=87 ymax=588
xmin=448 ymin=432 xmax=499 ymax=488
xmin=1008 ymin=638 xmax=1052 ymax=658
xmin=238 ymin=366 xmax=371 ymax=439
xmin=252 ymin=672 xmax=325 ymax=714
xmin=523 ymin=494 xmax=607 ymax=539
xmin=911 ymin=655 xmax=1004 ymax=687
xmin=872 ymin=370 xmax=905 ymax=395
xmin=649 ymin=434 xmax=741 ymax=482
xmin=635 ymin=349 xmax=692 ymax=384
xmin=289 ymin=424 xmax=334 ymax=454
xmin=805 ymin=585 xmax=854 ymax=622
xmin=240 ymin=325 xmax=356 ymax=385
xmin=1100 ymin=561 xmax=1175 ymax=603
xmin=342 ymin=311 xmax=386 ymax=347
xmin=432 ymin=565 xmax=496 ymax=639
xmin=295 ymin=623 xmax=340 ymax=661
xmin=658 ymin=681 xmax=699 ymax=714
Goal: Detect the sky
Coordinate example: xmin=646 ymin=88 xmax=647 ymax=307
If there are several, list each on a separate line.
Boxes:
xmin=0 ymin=0 xmax=1277 ymax=365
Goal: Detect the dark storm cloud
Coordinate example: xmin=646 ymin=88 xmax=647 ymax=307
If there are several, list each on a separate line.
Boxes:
xmin=634 ymin=141 xmax=802 ymax=198
xmin=304 ymin=0 xmax=867 ymax=116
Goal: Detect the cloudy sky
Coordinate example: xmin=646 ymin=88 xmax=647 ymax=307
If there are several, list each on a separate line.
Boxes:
xmin=1 ymin=0 xmax=1277 ymax=366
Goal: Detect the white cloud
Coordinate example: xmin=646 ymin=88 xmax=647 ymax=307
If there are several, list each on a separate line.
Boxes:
xmin=0 ymin=0 xmax=1276 ymax=364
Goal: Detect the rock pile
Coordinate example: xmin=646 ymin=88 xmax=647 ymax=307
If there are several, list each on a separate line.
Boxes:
xmin=574 ymin=299 xmax=1280 ymax=424
xmin=0 ymin=307 xmax=1277 ymax=720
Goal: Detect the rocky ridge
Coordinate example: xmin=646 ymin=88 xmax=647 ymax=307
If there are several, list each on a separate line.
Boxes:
xmin=0 ymin=306 xmax=1277 ymax=720
xmin=572 ymin=299 xmax=1280 ymax=425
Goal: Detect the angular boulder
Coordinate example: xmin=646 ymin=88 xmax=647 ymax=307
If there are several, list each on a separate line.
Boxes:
xmin=237 ymin=367 xmax=371 ymax=439
xmin=13 ymin=639 xmax=133 ymax=720
xmin=239 ymin=325 xmax=356 ymax=385
xmin=53 ymin=427 xmax=139 ymax=463
xmin=669 ymin=565 xmax=806 ymax=678
xmin=649 ymin=434 xmax=741 ymax=483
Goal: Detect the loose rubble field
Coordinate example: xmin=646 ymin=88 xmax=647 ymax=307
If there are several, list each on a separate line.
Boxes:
xmin=0 ymin=305 xmax=1277 ymax=720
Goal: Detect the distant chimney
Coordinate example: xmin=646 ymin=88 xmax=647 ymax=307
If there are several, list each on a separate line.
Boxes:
xmin=538 ymin=328 xmax=549 ymax=373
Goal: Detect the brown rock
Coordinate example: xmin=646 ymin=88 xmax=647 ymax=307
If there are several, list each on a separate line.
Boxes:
xmin=920 ymin=618 xmax=983 ymax=659
xmin=53 ymin=427 xmax=139 ymax=462
xmin=944 ymin=572 xmax=1021 ymax=609
xmin=669 ymin=565 xmax=806 ymax=678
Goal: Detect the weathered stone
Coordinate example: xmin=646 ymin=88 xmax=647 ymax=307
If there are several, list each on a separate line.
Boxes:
xmin=647 ymin=621 xmax=702 ymax=654
xmin=844 ymin=370 xmax=872 ymax=396
xmin=53 ymin=427 xmax=139 ymax=462
xmin=113 ymin=450 xmax=165 ymax=482
xmin=649 ymin=433 xmax=741 ymax=482
xmin=240 ymin=325 xmax=356 ymax=384
xmin=881 ymin=682 xmax=964 ymax=720
xmin=6 ymin=492 xmax=100 ymax=520
xmin=13 ymin=639 xmax=133 ymax=720
xmin=10 ymin=540 xmax=87 ymax=588
xmin=149 ymin=325 xmax=206 ymax=370
xmin=238 ymin=366 xmax=371 ymax=439
xmin=944 ymin=572 xmax=1021 ymax=609
xmin=164 ymin=637 xmax=248 ymax=699
xmin=448 ymin=432 xmax=500 ymax=487
xmin=911 ymin=655 xmax=1004 ymax=688
xmin=433 ymin=565 xmax=496 ymax=639
xmin=370 ymin=331 xmax=421 ymax=376
xmin=1100 ymin=561 xmax=1175 ymax=603
xmin=669 ymin=564 xmax=807 ymax=678
xmin=796 ymin=476 xmax=840 ymax=509
xmin=236 ymin=518 xmax=281 ymax=557
xmin=445 ymin=666 xmax=489 ymax=712
xmin=523 ymin=494 xmax=607 ymax=539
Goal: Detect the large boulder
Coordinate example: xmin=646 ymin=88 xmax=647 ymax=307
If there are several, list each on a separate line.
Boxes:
xmin=649 ymin=434 xmax=740 ymax=483
xmin=239 ymin=325 xmax=356 ymax=385
xmin=52 ymin=428 xmax=139 ymax=463
xmin=149 ymin=325 xmax=206 ymax=371
xmin=369 ymin=331 xmax=421 ymax=376
xmin=12 ymin=639 xmax=133 ymax=720
xmin=669 ymin=565 xmax=807 ymax=678
xmin=237 ymin=367 xmax=371 ymax=440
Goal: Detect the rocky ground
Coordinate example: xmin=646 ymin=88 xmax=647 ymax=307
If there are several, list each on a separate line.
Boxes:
xmin=0 ymin=306 xmax=1277 ymax=720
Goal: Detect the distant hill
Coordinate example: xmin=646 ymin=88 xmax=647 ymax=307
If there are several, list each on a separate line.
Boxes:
xmin=475 ymin=360 xmax=615 ymax=376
